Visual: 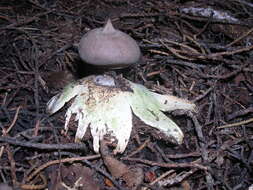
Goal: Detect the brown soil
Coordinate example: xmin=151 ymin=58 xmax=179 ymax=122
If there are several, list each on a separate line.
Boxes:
xmin=0 ymin=0 xmax=253 ymax=189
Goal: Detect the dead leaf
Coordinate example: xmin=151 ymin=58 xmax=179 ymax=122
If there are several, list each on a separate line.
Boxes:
xmin=104 ymin=178 xmax=114 ymax=187
xmin=122 ymin=167 xmax=144 ymax=189
xmin=100 ymin=139 xmax=144 ymax=189
xmin=103 ymin=155 xmax=128 ymax=178
xmin=211 ymin=24 xmax=253 ymax=45
xmin=144 ymin=171 xmax=157 ymax=183
xmin=181 ymin=180 xmax=191 ymax=190
xmin=47 ymin=163 xmax=100 ymax=190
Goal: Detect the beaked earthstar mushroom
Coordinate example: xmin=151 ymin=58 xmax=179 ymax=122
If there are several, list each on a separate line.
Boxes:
xmin=78 ymin=19 xmax=141 ymax=69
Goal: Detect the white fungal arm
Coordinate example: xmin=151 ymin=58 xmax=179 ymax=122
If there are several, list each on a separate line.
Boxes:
xmin=128 ymin=81 xmax=195 ymax=144
xmin=150 ymin=92 xmax=196 ymax=112
xmin=47 ymin=82 xmax=88 ymax=114
xmin=46 ymin=75 xmax=197 ymax=153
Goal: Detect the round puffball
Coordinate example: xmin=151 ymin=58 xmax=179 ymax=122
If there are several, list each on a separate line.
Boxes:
xmin=78 ymin=19 xmax=141 ymax=69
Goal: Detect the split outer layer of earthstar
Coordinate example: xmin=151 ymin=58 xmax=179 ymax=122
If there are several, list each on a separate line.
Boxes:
xmin=47 ymin=75 xmax=196 ymax=154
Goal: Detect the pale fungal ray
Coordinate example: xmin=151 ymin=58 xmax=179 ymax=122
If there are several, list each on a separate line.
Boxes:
xmin=47 ymin=75 xmax=196 ymax=153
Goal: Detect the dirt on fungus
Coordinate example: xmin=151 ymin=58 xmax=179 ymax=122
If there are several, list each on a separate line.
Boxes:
xmin=0 ymin=0 xmax=253 ymax=190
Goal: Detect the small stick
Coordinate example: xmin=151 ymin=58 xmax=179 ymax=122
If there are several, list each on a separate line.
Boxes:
xmin=122 ymin=157 xmax=208 ymax=170
xmin=217 ymin=117 xmax=253 ymax=129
